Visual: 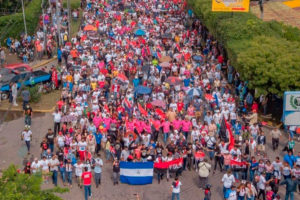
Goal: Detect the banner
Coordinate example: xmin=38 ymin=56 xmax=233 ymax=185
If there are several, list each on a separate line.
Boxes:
xmin=154 ymin=158 xmax=183 ymax=169
xmin=120 ymin=162 xmax=154 ymax=185
xmin=212 ymin=0 xmax=250 ymax=12
xmin=283 ymin=91 xmax=300 ymax=125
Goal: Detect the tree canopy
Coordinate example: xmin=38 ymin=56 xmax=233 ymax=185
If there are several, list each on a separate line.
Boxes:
xmin=0 ymin=165 xmax=68 ymax=200
xmin=188 ymin=0 xmax=300 ymax=96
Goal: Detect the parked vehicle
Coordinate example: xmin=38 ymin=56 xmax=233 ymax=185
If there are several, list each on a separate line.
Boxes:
xmin=4 ymin=63 xmax=33 ymax=73
xmin=0 ymin=70 xmax=51 ymax=99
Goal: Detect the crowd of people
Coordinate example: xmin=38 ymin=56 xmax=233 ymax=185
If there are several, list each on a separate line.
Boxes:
xmin=19 ymin=0 xmax=300 ymax=200
xmin=4 ymin=0 xmax=80 ymax=63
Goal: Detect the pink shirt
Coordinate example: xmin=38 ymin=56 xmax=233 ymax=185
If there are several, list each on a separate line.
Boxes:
xmin=127 ymin=121 xmax=135 ymax=132
xmin=93 ymin=116 xmax=102 ymax=128
xmin=172 ymin=120 xmax=182 ymax=130
xmin=144 ymin=123 xmax=151 ymax=133
xmin=182 ymin=120 xmax=191 ymax=132
xmin=103 ymin=118 xmax=111 ymax=129
xmin=162 ymin=121 xmax=170 ymax=133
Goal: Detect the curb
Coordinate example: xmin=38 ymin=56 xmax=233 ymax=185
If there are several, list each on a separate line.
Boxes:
xmin=0 ymin=105 xmax=55 ymax=113
xmin=32 ymin=56 xmax=57 ymax=69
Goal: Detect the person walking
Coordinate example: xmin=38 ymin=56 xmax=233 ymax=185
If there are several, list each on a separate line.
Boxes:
xmin=93 ymin=154 xmax=103 ymax=188
xmin=11 ymin=82 xmax=18 ymax=106
xmin=82 ymin=167 xmax=92 ymax=200
xmin=65 ymin=159 xmax=73 ymax=187
xmin=222 ymin=169 xmax=236 ymax=198
xmin=49 ymin=155 xmax=59 ymax=186
xmin=171 ymin=177 xmax=182 ymax=200
xmin=198 ymin=158 xmax=211 ymax=189
xmin=271 ymin=127 xmax=281 ymax=151
xmin=21 ymin=88 xmax=30 ymax=110
xmin=21 ymin=126 xmax=32 ymax=154
xmin=0 ymin=48 xmax=6 ymax=66
xmin=112 ymin=158 xmax=120 ymax=185
xmin=52 ymin=109 xmax=62 ymax=136
xmin=24 ymin=104 xmax=33 ymax=126
xmin=280 ymin=176 xmax=299 ymax=200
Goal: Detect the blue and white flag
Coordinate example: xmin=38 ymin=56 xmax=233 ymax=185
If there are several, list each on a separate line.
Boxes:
xmin=120 ymin=162 xmax=154 ymax=185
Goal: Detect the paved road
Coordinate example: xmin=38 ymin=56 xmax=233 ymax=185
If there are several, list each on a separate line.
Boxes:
xmin=0 ymin=114 xmax=299 ymax=200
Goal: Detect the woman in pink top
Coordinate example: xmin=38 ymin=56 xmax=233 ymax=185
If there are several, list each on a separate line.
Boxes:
xmin=172 ymin=118 xmax=182 ymax=131
xmin=162 ymin=119 xmax=171 ymax=144
xmin=182 ymin=116 xmax=192 ymax=139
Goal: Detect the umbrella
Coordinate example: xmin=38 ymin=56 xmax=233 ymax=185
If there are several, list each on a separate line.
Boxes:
xmin=84 ymin=25 xmax=97 ymax=31
xmin=192 ymin=55 xmax=203 ymax=62
xmin=135 ymin=29 xmax=146 ymax=36
xmin=151 ymin=100 xmax=166 ymax=109
xmin=159 ymin=56 xmax=172 ymax=62
xmin=116 ymin=73 xmax=128 ymax=82
xmin=160 ymin=62 xmax=171 ymax=68
xmin=186 ymin=88 xmax=202 ymax=97
xmin=134 ymin=85 xmax=151 ymax=94
xmin=166 ymin=76 xmax=182 ymax=85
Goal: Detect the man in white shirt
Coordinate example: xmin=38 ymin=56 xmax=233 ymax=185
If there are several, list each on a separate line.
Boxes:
xmin=171 ymin=177 xmax=182 ymax=200
xmin=221 ymin=169 xmax=235 ymax=198
xmin=39 ymin=156 xmax=49 ymax=183
xmin=93 ymin=154 xmax=103 ymax=188
xmin=257 ymin=172 xmax=267 ymax=200
xmin=49 ymin=155 xmax=59 ymax=186
xmin=31 ymin=158 xmax=40 ymax=174
xmin=21 ymin=126 xmax=32 ymax=154
xmin=52 ymin=110 xmax=61 ymax=136
xmin=74 ymin=160 xmax=85 ymax=188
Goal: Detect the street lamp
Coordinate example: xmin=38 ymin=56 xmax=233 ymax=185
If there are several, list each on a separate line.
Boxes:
xmin=21 ymin=0 xmax=27 ymax=36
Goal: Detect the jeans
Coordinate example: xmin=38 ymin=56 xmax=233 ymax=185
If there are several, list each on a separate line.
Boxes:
xmin=113 ymin=172 xmax=119 ymax=184
xmin=84 ymin=185 xmax=91 ymax=200
xmin=183 ymin=131 xmax=189 ymax=140
xmin=238 ymin=196 xmax=245 ymax=200
xmin=60 ymin=168 xmax=66 ymax=183
xmin=285 ymin=191 xmax=294 ymax=200
xmin=25 ymin=115 xmax=31 ymax=126
xmin=163 ymin=132 xmax=168 ymax=144
xmin=49 ymin=143 xmax=54 ymax=152
xmin=249 ymin=170 xmax=255 ymax=182
xmin=23 ymin=100 xmax=28 ymax=110
xmin=106 ymin=149 xmax=111 ymax=160
xmin=171 ymin=192 xmax=180 ymax=200
xmin=289 ymin=131 xmax=295 ymax=139
xmin=66 ymin=171 xmax=72 ymax=185
xmin=52 ymin=170 xmax=58 ymax=186
xmin=223 ymin=187 xmax=229 ymax=198
xmin=94 ymin=172 xmax=101 ymax=187
xmin=25 ymin=141 xmax=30 ymax=152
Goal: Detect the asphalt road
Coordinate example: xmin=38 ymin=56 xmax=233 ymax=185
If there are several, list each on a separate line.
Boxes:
xmin=0 ymin=113 xmax=299 ymax=200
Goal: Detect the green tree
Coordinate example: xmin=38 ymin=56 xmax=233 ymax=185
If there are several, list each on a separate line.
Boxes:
xmin=0 ymin=165 xmax=68 ymax=200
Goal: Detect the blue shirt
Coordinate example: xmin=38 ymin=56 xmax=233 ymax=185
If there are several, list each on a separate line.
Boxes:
xmin=133 ymin=78 xmax=140 ymax=87
xmin=284 ymin=154 xmax=296 ymax=168
xmin=183 ymin=78 xmax=190 ymax=87
xmin=94 ymin=133 xmax=102 ymax=144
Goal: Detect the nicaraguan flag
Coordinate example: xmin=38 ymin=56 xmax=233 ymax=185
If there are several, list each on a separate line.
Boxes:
xmin=120 ymin=162 xmax=154 ymax=185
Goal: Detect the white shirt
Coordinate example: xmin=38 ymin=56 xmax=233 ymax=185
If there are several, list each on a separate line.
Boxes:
xmin=22 ymin=130 xmax=32 ymax=141
xmin=78 ymin=141 xmax=87 ymax=151
xmin=222 ymin=173 xmax=235 ymax=188
xmin=39 ymin=159 xmax=49 ymax=171
xmin=31 ymin=161 xmax=40 ymax=173
xmin=49 ymin=158 xmax=59 ymax=171
xmin=257 ymin=175 xmax=266 ymax=190
xmin=228 ymin=190 xmax=237 ymax=200
xmin=74 ymin=163 xmax=84 ymax=176
xmin=172 ymin=181 xmax=182 ymax=193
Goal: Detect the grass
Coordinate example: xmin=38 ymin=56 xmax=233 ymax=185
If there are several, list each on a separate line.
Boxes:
xmin=70 ymin=10 xmax=82 ymax=37
xmin=0 ymin=89 xmax=61 ymax=112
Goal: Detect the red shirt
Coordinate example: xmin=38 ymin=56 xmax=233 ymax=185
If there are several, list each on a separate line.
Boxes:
xmin=82 ymin=171 xmax=92 ymax=185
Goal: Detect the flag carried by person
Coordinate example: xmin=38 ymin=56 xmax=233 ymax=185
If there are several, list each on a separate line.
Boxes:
xmin=120 ymin=162 xmax=154 ymax=185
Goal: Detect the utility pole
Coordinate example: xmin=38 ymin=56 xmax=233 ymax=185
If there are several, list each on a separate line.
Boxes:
xmin=67 ymin=0 xmax=71 ymax=38
xmin=56 ymin=0 xmax=61 ymax=46
xmin=259 ymin=0 xmax=264 ymax=20
xmin=21 ymin=0 xmax=27 ymax=36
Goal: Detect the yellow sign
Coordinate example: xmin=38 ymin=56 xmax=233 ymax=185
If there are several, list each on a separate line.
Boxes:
xmin=212 ymin=0 xmax=250 ymax=12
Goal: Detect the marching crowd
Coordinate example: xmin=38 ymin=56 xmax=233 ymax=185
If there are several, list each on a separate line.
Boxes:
xmin=19 ymin=0 xmax=300 ymax=200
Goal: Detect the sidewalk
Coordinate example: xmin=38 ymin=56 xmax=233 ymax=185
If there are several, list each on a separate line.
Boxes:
xmin=251 ymin=0 xmax=300 ymax=28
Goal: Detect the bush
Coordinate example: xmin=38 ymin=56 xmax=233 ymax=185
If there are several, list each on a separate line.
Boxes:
xmin=0 ymin=0 xmax=42 ymax=44
xmin=28 ymin=85 xmax=42 ymax=103
xmin=188 ymin=0 xmax=300 ymax=96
